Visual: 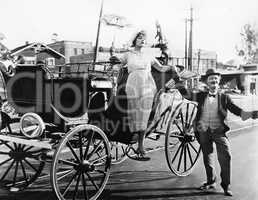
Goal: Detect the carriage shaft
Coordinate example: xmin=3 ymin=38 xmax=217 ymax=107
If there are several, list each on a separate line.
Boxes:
xmin=0 ymin=135 xmax=53 ymax=149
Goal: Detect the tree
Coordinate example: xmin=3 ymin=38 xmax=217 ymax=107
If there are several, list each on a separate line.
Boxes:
xmin=236 ymin=23 xmax=258 ymax=64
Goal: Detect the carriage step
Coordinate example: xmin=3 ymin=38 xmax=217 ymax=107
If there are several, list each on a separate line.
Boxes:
xmin=146 ymin=134 xmax=160 ymax=141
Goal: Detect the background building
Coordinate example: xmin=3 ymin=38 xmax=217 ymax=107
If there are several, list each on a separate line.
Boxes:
xmin=48 ymin=40 xmax=93 ymax=64
xmin=10 ymin=42 xmax=65 ymax=66
xmin=168 ymin=48 xmax=217 ymax=75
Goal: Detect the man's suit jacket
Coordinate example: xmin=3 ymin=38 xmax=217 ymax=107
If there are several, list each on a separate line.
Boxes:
xmin=187 ymin=90 xmax=243 ymax=134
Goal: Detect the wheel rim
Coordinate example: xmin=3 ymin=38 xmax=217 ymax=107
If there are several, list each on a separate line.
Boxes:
xmin=51 ymin=125 xmax=111 ymax=200
xmin=165 ymin=102 xmax=201 ymax=176
xmin=110 ymin=141 xmax=128 ymax=165
xmin=0 ymin=140 xmax=45 ymax=190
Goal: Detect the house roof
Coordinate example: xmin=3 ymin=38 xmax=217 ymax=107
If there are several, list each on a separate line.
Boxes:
xmin=10 ymin=42 xmax=65 ymax=59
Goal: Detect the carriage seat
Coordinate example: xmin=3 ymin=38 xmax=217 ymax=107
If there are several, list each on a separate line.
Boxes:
xmin=50 ymin=104 xmax=88 ymax=126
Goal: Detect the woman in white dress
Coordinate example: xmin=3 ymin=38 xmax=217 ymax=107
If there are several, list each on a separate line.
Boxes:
xmin=120 ymin=30 xmax=174 ymax=159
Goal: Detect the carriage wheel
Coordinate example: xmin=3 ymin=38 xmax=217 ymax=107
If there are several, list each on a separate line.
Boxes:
xmin=0 ymin=140 xmax=45 ymax=191
xmin=165 ymin=101 xmax=201 ymax=176
xmin=110 ymin=142 xmax=128 ymax=165
xmin=51 ymin=124 xmax=111 ymax=200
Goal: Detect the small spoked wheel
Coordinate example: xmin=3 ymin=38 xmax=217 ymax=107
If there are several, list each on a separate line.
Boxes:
xmin=0 ymin=140 xmax=45 ymax=191
xmin=110 ymin=141 xmax=128 ymax=165
xmin=165 ymin=101 xmax=201 ymax=176
xmin=51 ymin=124 xmax=111 ymax=200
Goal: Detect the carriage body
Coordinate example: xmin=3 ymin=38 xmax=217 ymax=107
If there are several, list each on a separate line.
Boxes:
xmin=0 ymin=61 xmax=200 ymax=200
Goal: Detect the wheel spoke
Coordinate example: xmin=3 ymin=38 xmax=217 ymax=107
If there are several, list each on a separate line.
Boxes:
xmin=169 ymin=132 xmax=184 ymax=138
xmin=13 ymin=161 xmax=19 ymax=186
xmin=25 ymin=154 xmax=40 ymax=161
xmin=0 ymin=157 xmax=12 ymax=166
xmin=58 ymin=159 xmax=78 ymax=167
xmin=66 ymin=141 xmax=80 ymax=162
xmin=17 ymin=144 xmax=22 ymax=151
xmin=185 ymin=103 xmax=189 ymax=129
xmin=3 ymin=142 xmax=14 ymax=151
xmin=85 ymin=172 xmax=100 ymax=191
xmin=1 ymin=160 xmax=15 ymax=180
xmin=72 ymin=172 xmax=81 ymax=200
xmin=57 ymin=169 xmax=75 ymax=181
xmin=179 ymin=110 xmax=185 ymax=132
xmin=186 ymin=144 xmax=194 ymax=166
xmin=20 ymin=160 xmax=29 ymax=185
xmin=115 ymin=145 xmax=119 ymax=160
xmin=79 ymin=132 xmax=84 ymax=160
xmin=20 ymin=144 xmax=26 ymax=150
xmin=83 ymin=131 xmax=95 ymax=160
xmin=177 ymin=143 xmax=185 ymax=171
xmin=94 ymin=169 xmax=107 ymax=175
xmin=91 ymin=155 xmax=107 ymax=164
xmin=87 ymin=140 xmax=103 ymax=160
xmin=183 ymin=145 xmax=187 ymax=172
xmin=62 ymin=171 xmax=79 ymax=197
xmin=189 ymin=142 xmax=198 ymax=154
xmin=14 ymin=143 xmax=18 ymax=150
xmin=23 ymin=158 xmax=38 ymax=172
xmin=23 ymin=146 xmax=34 ymax=152
xmin=82 ymin=173 xmax=89 ymax=200
xmin=187 ymin=106 xmax=196 ymax=129
xmin=171 ymin=142 xmax=183 ymax=164
xmin=174 ymin=120 xmax=184 ymax=135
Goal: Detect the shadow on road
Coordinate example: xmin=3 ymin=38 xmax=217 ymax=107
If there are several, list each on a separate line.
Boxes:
xmin=100 ymin=187 xmax=222 ymax=200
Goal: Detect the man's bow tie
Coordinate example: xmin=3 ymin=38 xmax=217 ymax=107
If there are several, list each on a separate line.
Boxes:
xmin=208 ymin=94 xmax=216 ymax=97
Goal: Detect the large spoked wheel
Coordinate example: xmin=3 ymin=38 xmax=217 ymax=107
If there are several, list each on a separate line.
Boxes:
xmin=110 ymin=142 xmax=128 ymax=165
xmin=51 ymin=125 xmax=111 ymax=200
xmin=0 ymin=140 xmax=45 ymax=191
xmin=165 ymin=101 xmax=201 ymax=176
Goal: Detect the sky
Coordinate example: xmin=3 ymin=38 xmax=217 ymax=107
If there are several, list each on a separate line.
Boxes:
xmin=0 ymin=0 xmax=258 ymax=62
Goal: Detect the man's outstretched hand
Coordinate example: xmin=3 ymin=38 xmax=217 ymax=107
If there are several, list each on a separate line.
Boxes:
xmin=241 ymin=111 xmax=253 ymax=121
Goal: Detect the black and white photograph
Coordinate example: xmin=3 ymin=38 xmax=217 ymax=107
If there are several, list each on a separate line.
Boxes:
xmin=0 ymin=0 xmax=258 ymax=199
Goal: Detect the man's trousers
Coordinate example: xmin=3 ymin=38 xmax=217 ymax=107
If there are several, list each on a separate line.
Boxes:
xmin=199 ymin=128 xmax=231 ymax=188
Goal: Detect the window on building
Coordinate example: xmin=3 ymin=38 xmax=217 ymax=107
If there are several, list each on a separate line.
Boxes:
xmin=74 ymin=48 xmax=77 ymax=55
xmin=46 ymin=57 xmax=55 ymax=67
xmin=60 ymin=47 xmax=65 ymax=55
xmin=81 ymin=49 xmax=85 ymax=54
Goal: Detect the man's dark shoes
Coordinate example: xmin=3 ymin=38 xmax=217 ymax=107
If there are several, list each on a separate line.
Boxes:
xmin=199 ymin=181 xmax=216 ymax=192
xmin=221 ymin=185 xmax=233 ymax=196
xmin=224 ymin=189 xmax=233 ymax=196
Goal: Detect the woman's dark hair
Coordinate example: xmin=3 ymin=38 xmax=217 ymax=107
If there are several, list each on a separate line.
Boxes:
xmin=131 ymin=31 xmax=146 ymax=47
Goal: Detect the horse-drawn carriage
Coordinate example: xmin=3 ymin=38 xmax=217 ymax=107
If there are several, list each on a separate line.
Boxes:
xmin=0 ymin=53 xmax=200 ymax=199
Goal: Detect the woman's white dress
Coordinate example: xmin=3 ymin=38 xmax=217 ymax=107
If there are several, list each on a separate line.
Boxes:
xmin=121 ymin=50 xmax=157 ymax=132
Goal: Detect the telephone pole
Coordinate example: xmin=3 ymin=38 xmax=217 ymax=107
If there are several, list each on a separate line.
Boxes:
xmin=188 ymin=6 xmax=193 ymax=71
xmin=93 ymin=0 xmax=104 ymax=66
xmin=184 ymin=18 xmax=188 ymax=69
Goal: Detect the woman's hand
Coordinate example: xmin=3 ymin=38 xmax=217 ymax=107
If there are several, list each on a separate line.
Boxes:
xmin=109 ymin=56 xmax=121 ymax=65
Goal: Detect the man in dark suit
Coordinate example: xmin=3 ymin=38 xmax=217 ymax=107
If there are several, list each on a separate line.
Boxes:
xmin=186 ymin=68 xmax=255 ymax=196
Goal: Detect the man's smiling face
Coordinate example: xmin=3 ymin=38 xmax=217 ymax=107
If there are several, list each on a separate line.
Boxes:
xmin=206 ymin=74 xmax=221 ymax=91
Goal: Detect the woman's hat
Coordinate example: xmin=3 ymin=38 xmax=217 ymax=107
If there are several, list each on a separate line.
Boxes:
xmin=128 ymin=30 xmax=147 ymax=47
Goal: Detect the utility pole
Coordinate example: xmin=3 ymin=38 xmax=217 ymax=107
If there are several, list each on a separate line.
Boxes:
xmin=197 ymin=49 xmax=201 ymax=74
xmin=184 ymin=18 xmax=188 ymax=69
xmin=93 ymin=0 xmax=104 ymax=66
xmin=188 ymin=6 xmax=193 ymax=71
